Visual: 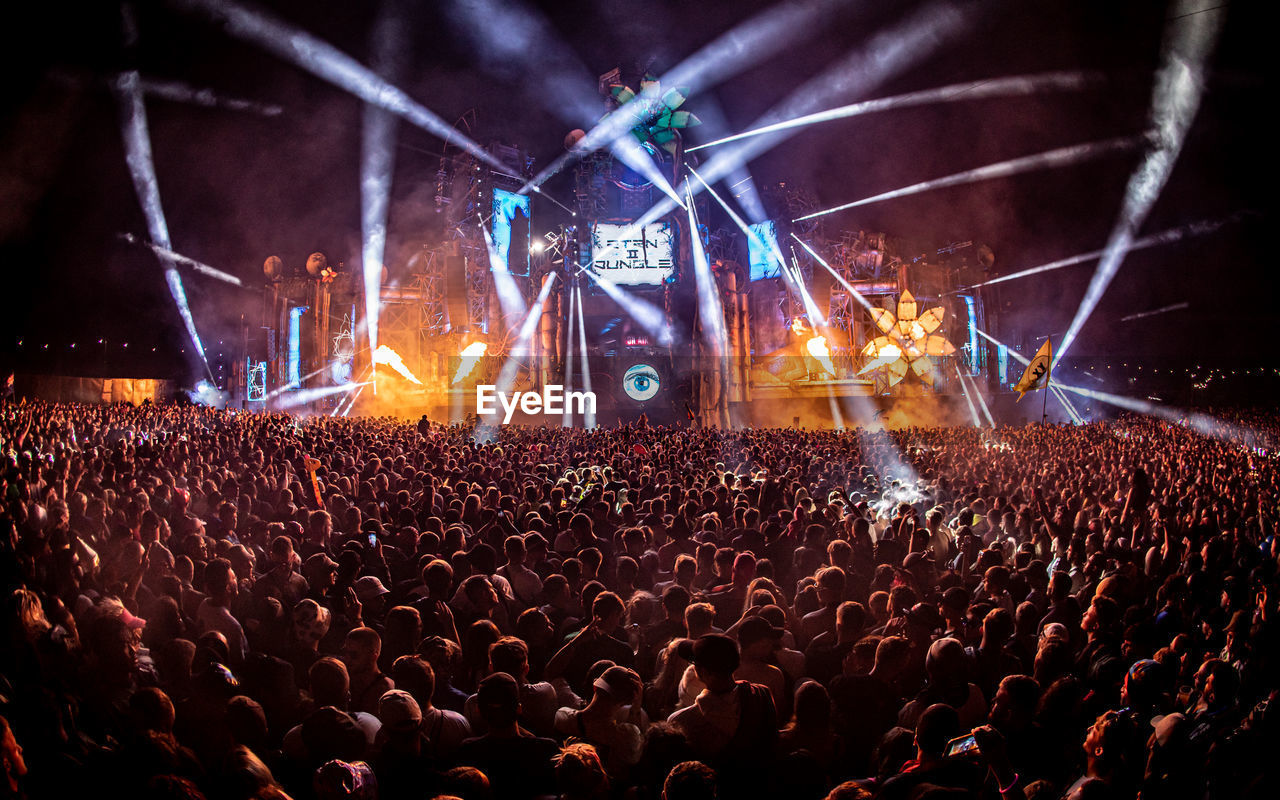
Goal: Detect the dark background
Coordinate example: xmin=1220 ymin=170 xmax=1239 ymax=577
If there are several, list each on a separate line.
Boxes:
xmin=0 ymin=0 xmax=1271 ymax=388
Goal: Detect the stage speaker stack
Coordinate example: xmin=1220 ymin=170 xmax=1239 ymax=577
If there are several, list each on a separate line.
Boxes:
xmin=444 ymin=250 xmax=468 ymax=332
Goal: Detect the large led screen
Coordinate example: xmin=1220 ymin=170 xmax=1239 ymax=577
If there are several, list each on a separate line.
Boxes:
xmin=747 ymin=220 xmax=782 ymax=281
xmin=589 ymin=221 xmax=675 ymax=286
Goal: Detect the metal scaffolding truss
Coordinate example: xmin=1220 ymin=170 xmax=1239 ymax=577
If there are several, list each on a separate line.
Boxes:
xmin=826 ymin=290 xmax=857 ymax=376
xmin=766 ymin=183 xmax=824 ymax=239
xmin=408 ymin=250 xmax=448 ymax=335
xmin=826 ymin=230 xmax=889 ymax=282
xmin=459 ymin=239 xmax=490 ymax=332
xmin=574 ymin=152 xmax=612 ymax=218
xmin=706 ymin=227 xmax=736 ymax=264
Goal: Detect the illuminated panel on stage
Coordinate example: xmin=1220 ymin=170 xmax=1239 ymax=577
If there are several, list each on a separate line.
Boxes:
xmin=590 ymin=221 xmax=675 ymax=286
xmin=747 ymin=220 xmax=782 ymax=281
xmin=492 ymin=188 xmax=532 ymax=276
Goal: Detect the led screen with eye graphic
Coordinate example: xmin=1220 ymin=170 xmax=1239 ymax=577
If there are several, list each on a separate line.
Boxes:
xmin=622 ymin=363 xmax=661 ymax=402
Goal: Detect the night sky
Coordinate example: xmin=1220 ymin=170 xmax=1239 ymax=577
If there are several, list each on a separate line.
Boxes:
xmin=0 ymin=0 xmax=1271 ymax=383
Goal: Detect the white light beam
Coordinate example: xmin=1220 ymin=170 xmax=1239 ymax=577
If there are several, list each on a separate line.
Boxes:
xmin=689 ymin=71 xmax=1096 ymax=152
xmin=1056 ymin=0 xmax=1224 ymax=363
xmin=794 ymin=134 xmax=1147 ymax=222
xmin=170 ymin=0 xmax=512 ymax=174
xmin=113 ymin=69 xmax=213 ymax=381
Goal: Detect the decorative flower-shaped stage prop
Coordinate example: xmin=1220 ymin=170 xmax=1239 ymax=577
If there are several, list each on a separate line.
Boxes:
xmin=609 ymin=76 xmax=701 ymax=154
xmin=858 ymin=290 xmax=956 ymax=389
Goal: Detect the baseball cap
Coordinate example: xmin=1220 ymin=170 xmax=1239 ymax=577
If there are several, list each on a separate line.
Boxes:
xmin=377 ymin=689 xmax=422 ymax=734
xmin=1150 ymin=711 xmax=1187 ymax=747
xmin=305 ymin=553 xmax=340 ymax=575
xmin=353 ymin=576 xmax=390 ymax=603
xmin=592 ymin=665 xmax=641 ymax=701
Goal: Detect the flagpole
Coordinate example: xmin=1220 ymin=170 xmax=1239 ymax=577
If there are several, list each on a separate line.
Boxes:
xmin=1042 ymin=374 xmax=1050 ymax=425
xmin=1042 ymin=338 xmax=1051 ymax=425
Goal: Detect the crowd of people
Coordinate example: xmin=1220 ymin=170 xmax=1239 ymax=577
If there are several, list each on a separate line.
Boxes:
xmin=2 ymin=398 xmax=1278 ymax=800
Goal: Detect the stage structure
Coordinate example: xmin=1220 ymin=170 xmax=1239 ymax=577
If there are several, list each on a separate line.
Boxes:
xmin=236 ymin=139 xmax=559 ymax=418
xmin=241 ymin=70 xmax=997 ymax=426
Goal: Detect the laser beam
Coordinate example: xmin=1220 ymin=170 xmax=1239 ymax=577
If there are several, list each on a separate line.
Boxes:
xmin=520 ymin=0 xmax=855 ymax=192
xmin=688 ymin=166 xmax=824 ymax=324
xmin=689 ymin=71 xmax=1096 ymax=152
xmin=576 ymin=268 xmax=674 ymax=347
xmin=617 ymin=0 xmax=975 ymax=240
xmin=113 ymin=68 xmax=212 ymax=381
xmin=794 ymin=134 xmax=1147 ymax=222
xmin=1056 ymin=0 xmax=1224 ymax=364
xmin=170 ymin=0 xmax=511 ymax=174
xmin=575 ymin=284 xmax=595 ymax=429
xmin=1119 ymin=301 xmax=1191 ymax=322
xmin=119 ymin=233 xmax=243 ymax=286
xmin=966 ymin=217 xmax=1235 ymax=289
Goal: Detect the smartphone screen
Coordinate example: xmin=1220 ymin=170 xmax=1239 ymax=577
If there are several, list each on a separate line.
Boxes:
xmin=367 ymin=533 xmax=378 ymax=548
xmin=945 ymin=734 xmax=979 ymax=757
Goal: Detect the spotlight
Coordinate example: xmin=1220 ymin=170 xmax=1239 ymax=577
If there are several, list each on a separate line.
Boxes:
xmin=576 ymin=268 xmax=674 ymax=347
xmin=575 ymin=284 xmax=595 ymax=428
xmin=688 ymin=166 xmax=824 ymax=325
xmin=481 ymin=220 xmax=528 ymax=324
xmin=686 ymin=189 xmax=728 ymax=356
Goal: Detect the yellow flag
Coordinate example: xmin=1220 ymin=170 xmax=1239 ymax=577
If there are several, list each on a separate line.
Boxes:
xmin=1014 ymin=338 xmax=1052 ymax=400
